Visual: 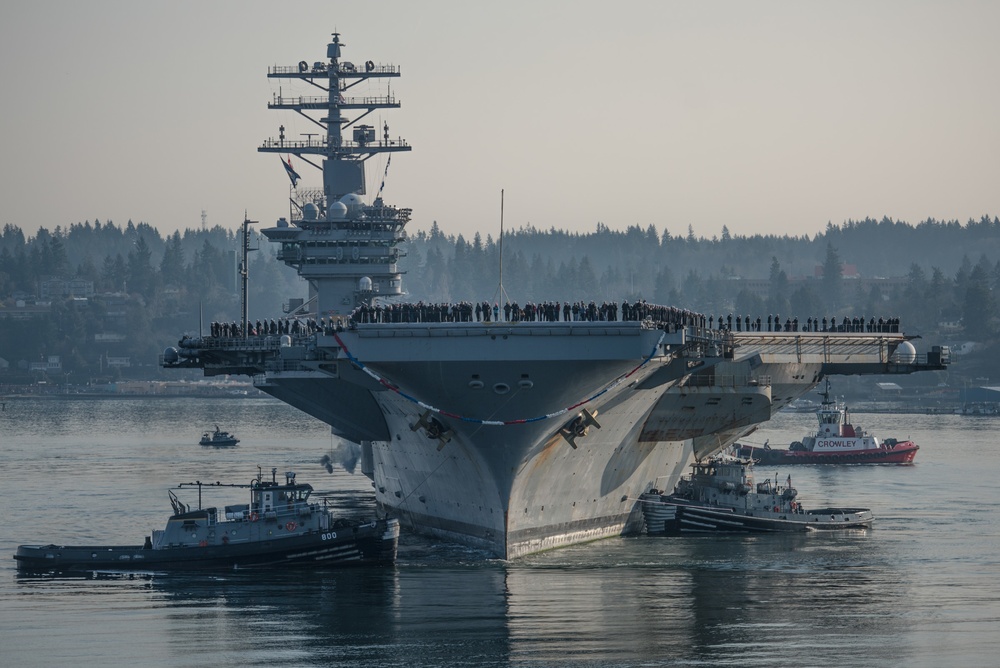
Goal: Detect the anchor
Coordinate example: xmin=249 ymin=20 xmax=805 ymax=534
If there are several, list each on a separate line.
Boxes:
xmin=410 ymin=410 xmax=453 ymax=450
xmin=559 ymin=408 xmax=601 ymax=449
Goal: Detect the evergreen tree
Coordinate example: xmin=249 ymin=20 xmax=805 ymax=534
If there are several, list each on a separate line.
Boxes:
xmin=652 ymin=266 xmax=675 ymax=305
xmin=576 ymin=256 xmax=598 ymax=295
xmin=0 ymin=247 xmax=11 ymax=294
xmin=76 ymin=256 xmax=99 ymax=284
xmin=645 ymin=224 xmax=659 ymax=247
xmin=862 ymin=284 xmax=884 ymax=320
xmin=99 ymin=254 xmax=128 ymax=293
xmin=127 ymin=236 xmax=156 ymax=300
xmin=962 ymin=263 xmax=995 ymax=339
xmin=47 ymin=234 xmax=71 ymax=277
xmin=735 ymin=288 xmax=764 ymax=317
xmin=160 ymin=231 xmax=186 ymax=288
xmin=767 ymin=257 xmax=789 ymax=315
xmin=790 ymin=284 xmax=819 ymax=319
xmin=1 ymin=223 xmax=26 ymax=252
xmin=822 ymin=242 xmax=843 ymax=309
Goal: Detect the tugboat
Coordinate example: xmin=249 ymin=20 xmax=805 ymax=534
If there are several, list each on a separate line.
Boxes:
xmin=640 ymin=456 xmax=873 ymax=534
xmin=14 ymin=467 xmax=399 ymax=572
xmin=199 ymin=425 xmax=240 ymax=447
xmin=735 ymin=380 xmax=919 ymax=464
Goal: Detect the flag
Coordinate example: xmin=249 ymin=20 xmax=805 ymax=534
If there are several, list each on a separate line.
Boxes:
xmin=282 ymin=156 xmax=301 ymax=186
xmin=376 ymin=155 xmax=391 ymax=198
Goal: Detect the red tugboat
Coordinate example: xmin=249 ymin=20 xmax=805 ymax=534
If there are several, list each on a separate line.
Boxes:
xmin=735 ymin=380 xmax=919 ymax=465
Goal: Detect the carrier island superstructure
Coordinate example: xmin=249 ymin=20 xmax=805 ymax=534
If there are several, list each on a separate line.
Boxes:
xmin=162 ymin=33 xmax=949 ymax=559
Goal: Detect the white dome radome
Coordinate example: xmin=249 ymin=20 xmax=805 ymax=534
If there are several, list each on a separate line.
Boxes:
xmin=327 ymin=201 xmax=348 ymax=220
xmin=358 ymin=276 xmax=373 ymax=291
xmin=302 ymin=203 xmax=319 ymax=220
xmin=893 ymin=340 xmax=917 ymax=364
xmin=340 ymin=193 xmax=364 ymax=218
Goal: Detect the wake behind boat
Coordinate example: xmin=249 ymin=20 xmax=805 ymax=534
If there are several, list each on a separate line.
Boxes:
xmin=199 ymin=425 xmax=240 ymax=447
xmin=735 ymin=380 xmax=919 ymax=464
xmin=640 ymin=456 xmax=873 ymax=534
xmin=14 ymin=467 xmax=399 ymax=573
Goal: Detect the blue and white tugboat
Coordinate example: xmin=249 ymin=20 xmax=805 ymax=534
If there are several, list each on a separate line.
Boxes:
xmin=640 ymin=456 xmax=873 ymax=535
xmin=14 ymin=467 xmax=399 ymax=572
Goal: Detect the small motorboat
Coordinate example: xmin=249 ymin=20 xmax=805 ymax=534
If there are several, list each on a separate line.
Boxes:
xmin=640 ymin=455 xmax=873 ymax=535
xmin=735 ymin=379 xmax=918 ymax=464
xmin=14 ymin=467 xmax=399 ymax=572
xmin=199 ymin=425 xmax=240 ymax=447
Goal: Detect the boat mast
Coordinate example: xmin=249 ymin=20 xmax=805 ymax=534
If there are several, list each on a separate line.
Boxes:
xmin=819 ymin=378 xmax=832 ymax=406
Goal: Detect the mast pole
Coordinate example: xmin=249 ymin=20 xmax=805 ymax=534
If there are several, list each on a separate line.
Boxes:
xmin=498 ymin=189 xmax=504 ymax=301
xmin=241 ymin=215 xmax=257 ymax=338
xmin=491 ymin=189 xmax=510 ymax=313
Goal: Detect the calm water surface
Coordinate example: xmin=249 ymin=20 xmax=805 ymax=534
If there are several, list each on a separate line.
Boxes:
xmin=1 ymin=398 xmax=997 ymax=667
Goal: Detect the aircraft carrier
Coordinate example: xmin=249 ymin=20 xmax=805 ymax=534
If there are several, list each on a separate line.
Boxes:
xmin=162 ymin=33 xmax=949 ymax=558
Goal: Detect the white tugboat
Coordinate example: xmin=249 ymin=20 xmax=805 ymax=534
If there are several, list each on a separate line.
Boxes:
xmin=640 ymin=456 xmax=874 ymax=534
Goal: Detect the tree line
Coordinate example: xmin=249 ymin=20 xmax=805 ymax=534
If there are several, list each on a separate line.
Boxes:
xmin=0 ymin=214 xmax=998 ymax=383
xmin=402 ymin=216 xmax=1000 ymax=340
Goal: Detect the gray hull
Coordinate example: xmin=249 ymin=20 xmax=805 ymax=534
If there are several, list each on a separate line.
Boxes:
xmin=236 ymin=324 xmax=934 ymax=558
xmin=249 ymin=322 xmax=775 ymax=557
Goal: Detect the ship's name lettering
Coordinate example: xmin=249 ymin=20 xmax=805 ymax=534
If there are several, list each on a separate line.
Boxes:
xmin=816 ymin=440 xmax=854 ymax=449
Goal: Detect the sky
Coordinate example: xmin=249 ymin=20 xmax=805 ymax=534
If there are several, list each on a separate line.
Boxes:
xmin=1 ymin=1 xmax=998 ymax=242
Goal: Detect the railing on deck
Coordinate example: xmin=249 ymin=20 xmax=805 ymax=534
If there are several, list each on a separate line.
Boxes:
xmin=678 ymin=374 xmax=771 ymax=389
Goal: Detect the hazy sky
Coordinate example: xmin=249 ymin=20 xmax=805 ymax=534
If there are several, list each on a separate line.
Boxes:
xmin=2 ymin=1 xmax=997 ymax=242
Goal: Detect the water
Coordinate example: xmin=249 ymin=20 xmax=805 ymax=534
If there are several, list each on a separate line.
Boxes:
xmin=1 ymin=398 xmax=998 ymax=667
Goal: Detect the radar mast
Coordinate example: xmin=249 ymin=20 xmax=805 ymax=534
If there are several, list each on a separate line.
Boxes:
xmin=259 ymin=33 xmax=412 ymax=317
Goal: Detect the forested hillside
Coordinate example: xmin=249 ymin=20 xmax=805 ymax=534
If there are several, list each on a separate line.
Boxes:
xmin=1 ymin=215 xmax=998 ymax=383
